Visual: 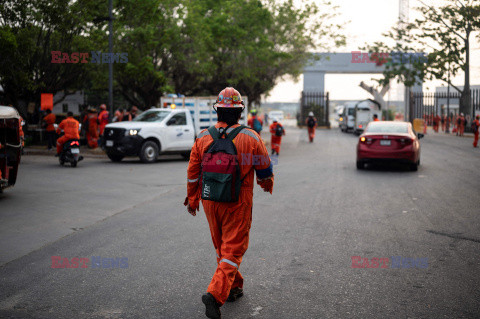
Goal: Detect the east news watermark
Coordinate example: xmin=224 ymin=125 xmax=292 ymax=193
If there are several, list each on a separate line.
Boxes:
xmin=351 ymin=51 xmax=427 ymax=65
xmin=51 ymin=51 xmax=128 ymax=64
xmin=51 ymin=256 xmax=128 ymax=269
xmin=351 ymin=256 xmax=428 ymax=269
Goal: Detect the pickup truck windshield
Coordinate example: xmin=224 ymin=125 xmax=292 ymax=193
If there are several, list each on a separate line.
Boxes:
xmin=133 ymin=110 xmax=170 ymax=122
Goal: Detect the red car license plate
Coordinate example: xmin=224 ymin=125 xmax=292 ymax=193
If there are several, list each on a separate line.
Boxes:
xmin=380 ymin=140 xmax=391 ymax=146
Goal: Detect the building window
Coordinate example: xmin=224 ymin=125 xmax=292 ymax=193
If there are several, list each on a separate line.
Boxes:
xmin=62 ymin=104 xmax=68 ymax=113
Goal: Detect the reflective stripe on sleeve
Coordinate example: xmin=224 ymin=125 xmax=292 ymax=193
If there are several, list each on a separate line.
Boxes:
xmin=197 ymin=130 xmax=210 ymax=139
xmin=188 ymin=178 xmax=199 ymax=183
xmin=219 ymin=258 xmax=238 ymax=269
xmin=239 ymin=128 xmax=259 ymax=141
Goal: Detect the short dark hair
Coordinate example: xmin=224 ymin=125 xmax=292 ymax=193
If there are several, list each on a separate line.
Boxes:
xmin=67 ymin=111 xmax=74 ymax=117
xmin=217 ymin=107 xmax=243 ymax=126
xmin=46 ymin=109 xmax=51 ymax=114
xmin=373 ymin=114 xmax=378 ymax=119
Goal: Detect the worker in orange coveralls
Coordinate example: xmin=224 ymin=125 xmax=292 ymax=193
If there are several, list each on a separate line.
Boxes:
xmin=185 ymin=87 xmax=274 ymax=319
xmin=83 ymin=108 xmax=99 ymax=148
xmin=306 ymin=111 xmax=317 ymax=142
xmin=98 ymin=104 xmax=109 ymax=137
xmin=473 ymin=115 xmax=479 ymax=148
xmin=269 ymin=117 xmax=285 ymax=155
xmin=433 ymin=114 xmax=441 ymax=133
xmin=56 ymin=112 xmax=80 ymax=155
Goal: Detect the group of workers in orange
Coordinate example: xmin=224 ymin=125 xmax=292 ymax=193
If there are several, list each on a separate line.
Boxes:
xmin=44 ymin=104 xmax=139 ymax=152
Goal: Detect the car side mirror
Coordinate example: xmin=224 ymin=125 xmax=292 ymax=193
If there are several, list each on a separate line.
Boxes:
xmin=417 ymin=133 xmax=424 ymax=139
xmin=167 ymin=118 xmax=176 ymax=125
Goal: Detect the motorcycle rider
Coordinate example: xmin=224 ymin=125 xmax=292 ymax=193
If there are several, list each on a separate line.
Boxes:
xmin=56 ymin=112 xmax=80 ymax=156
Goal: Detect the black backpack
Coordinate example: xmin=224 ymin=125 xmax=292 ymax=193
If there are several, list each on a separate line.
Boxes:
xmin=307 ymin=117 xmax=315 ymax=128
xmin=275 ymin=124 xmax=284 ymax=136
xmin=200 ymin=125 xmax=246 ymax=202
xmin=472 ymin=121 xmax=479 ymax=133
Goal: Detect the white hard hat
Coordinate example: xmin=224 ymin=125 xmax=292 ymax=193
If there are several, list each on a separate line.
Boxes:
xmin=460 ymin=113 xmax=464 ymax=116
xmin=308 ymin=112 xmax=314 ymax=116
xmin=272 ymin=117 xmax=278 ymax=122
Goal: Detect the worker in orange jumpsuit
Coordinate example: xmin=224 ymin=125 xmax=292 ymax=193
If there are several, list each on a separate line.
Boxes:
xmin=98 ymin=104 xmax=109 ymax=136
xmin=306 ymin=111 xmax=317 ymax=142
xmin=43 ymin=109 xmax=56 ymax=150
xmin=185 ymin=87 xmax=274 ymax=319
xmin=56 ymin=112 xmax=80 ymax=155
xmin=433 ymin=114 xmax=440 ymax=133
xmin=269 ymin=117 xmax=285 ymax=155
xmin=458 ymin=113 xmax=465 ymax=136
xmin=83 ymin=108 xmax=99 ymax=148
xmin=373 ymin=114 xmax=380 ymax=122
xmin=247 ymin=109 xmax=263 ymax=135
xmin=473 ymin=115 xmax=479 ymax=148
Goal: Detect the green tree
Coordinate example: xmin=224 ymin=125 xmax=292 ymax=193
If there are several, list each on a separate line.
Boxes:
xmin=363 ymin=0 xmax=480 ymax=117
xmin=0 ymin=0 xmax=104 ymax=117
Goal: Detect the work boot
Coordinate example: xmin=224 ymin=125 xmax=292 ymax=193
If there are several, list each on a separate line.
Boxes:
xmin=226 ymin=287 xmax=243 ymax=302
xmin=202 ymin=293 xmax=221 ymax=319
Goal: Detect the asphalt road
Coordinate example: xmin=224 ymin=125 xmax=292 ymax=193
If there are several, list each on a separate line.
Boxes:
xmin=1 ymin=127 xmax=479 ymax=318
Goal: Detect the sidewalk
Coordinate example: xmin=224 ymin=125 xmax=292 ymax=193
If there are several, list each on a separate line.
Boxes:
xmin=24 ymin=145 xmax=107 ymax=158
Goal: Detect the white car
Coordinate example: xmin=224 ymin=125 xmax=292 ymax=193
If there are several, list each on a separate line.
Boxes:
xmin=268 ymin=110 xmax=284 ymax=123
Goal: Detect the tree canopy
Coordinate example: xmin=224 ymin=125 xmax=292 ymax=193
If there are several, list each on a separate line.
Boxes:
xmin=362 ymin=0 xmax=480 ymax=116
xmin=0 ymin=0 xmax=346 ymax=112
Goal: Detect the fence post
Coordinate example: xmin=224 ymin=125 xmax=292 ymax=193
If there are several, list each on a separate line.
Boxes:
xmin=326 ymin=92 xmax=330 ymax=128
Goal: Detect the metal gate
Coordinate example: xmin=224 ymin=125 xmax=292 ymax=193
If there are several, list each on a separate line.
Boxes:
xmin=410 ymin=90 xmax=480 ymax=132
xmin=300 ymin=92 xmax=330 ymax=128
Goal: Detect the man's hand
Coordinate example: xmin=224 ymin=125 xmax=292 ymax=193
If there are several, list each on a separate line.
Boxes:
xmin=184 ymin=197 xmax=198 ymax=216
xmin=257 ymin=176 xmax=274 ymax=194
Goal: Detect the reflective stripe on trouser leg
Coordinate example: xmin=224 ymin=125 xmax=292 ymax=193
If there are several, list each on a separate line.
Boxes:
xmin=219 ymin=258 xmax=238 ymax=269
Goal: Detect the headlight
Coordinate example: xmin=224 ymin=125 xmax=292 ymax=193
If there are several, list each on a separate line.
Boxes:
xmin=126 ymin=129 xmax=141 ymax=136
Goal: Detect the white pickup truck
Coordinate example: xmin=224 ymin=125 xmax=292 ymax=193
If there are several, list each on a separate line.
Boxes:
xmin=103 ymin=96 xmax=248 ymax=163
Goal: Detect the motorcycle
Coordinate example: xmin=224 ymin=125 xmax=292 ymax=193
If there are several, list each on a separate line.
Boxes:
xmin=59 ymin=139 xmax=83 ymax=167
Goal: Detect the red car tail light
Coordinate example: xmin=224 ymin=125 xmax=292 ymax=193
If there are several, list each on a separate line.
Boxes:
xmin=359 ymin=137 xmax=373 ymax=145
xmin=400 ymin=138 xmax=413 ymax=145
xmin=360 ymin=137 xmax=366 ymax=143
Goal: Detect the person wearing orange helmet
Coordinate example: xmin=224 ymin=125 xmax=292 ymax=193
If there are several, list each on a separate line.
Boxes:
xmin=98 ymin=104 xmax=109 ymax=137
xmin=56 ymin=112 xmax=80 ymax=155
xmin=269 ymin=117 xmax=285 ymax=155
xmin=185 ymin=87 xmax=274 ymax=319
xmin=473 ymin=115 xmax=480 ymax=148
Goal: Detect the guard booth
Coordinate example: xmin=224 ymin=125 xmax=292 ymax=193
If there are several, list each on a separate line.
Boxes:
xmin=300 ymin=92 xmax=330 ymax=128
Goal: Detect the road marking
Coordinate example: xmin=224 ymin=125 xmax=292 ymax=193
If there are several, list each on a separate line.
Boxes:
xmin=251 ymin=306 xmax=263 ymax=316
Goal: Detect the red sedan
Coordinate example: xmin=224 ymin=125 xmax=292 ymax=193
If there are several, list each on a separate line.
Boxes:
xmin=356 ymin=121 xmax=423 ymax=171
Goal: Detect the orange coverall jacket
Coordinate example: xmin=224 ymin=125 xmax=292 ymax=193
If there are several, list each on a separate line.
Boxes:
xmin=98 ymin=110 xmax=109 ymax=136
xmin=43 ymin=113 xmax=56 ymax=132
xmin=269 ymin=122 xmax=285 ymax=153
xmin=187 ymin=122 xmax=274 ymax=305
xmin=56 ymin=117 xmax=80 ymax=153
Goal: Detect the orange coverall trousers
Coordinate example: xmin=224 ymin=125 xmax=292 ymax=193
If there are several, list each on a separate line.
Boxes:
xmin=202 ymin=190 xmax=253 ymax=304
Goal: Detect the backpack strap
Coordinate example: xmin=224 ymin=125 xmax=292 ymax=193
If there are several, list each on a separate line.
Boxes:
xmin=208 ymin=126 xmax=220 ymax=141
xmin=226 ymin=125 xmax=247 ymax=141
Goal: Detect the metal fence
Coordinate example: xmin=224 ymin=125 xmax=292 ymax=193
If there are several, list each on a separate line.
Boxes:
xmin=300 ymin=92 xmax=330 ymax=128
xmin=410 ymin=89 xmax=480 ymax=132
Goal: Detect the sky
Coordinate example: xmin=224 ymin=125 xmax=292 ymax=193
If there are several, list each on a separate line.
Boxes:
xmin=263 ymin=0 xmax=480 ymax=103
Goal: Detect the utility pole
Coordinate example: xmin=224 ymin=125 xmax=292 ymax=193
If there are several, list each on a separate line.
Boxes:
xmin=446 ymin=63 xmax=450 ymax=133
xmin=108 ymin=0 xmax=113 ymax=117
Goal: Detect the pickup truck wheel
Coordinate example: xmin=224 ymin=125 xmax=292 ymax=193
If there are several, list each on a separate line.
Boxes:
xmin=140 ymin=141 xmax=159 ymax=163
xmin=107 ymin=153 xmax=124 ymax=162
